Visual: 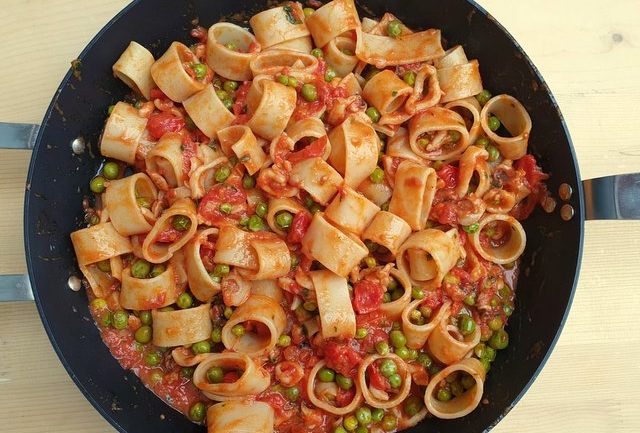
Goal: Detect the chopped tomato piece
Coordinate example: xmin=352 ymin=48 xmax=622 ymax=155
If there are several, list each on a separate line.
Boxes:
xmin=514 ymin=155 xmax=548 ymax=189
xmin=287 ymin=136 xmax=328 ymax=163
xmin=149 ymin=87 xmax=169 ymax=101
xmin=352 ymin=280 xmax=384 ymax=314
xmin=156 ymin=227 xmax=182 ymax=243
xmin=147 ymin=112 xmax=185 ymax=140
xmin=233 ymin=81 xmax=252 ymax=117
xmin=198 ymin=183 xmax=248 ymax=226
xmin=322 ymin=341 xmax=362 ymax=378
xmin=436 ymin=164 xmax=459 ymax=189
xmin=335 ymin=387 xmax=356 ymax=408
xmin=287 ymin=211 xmax=312 ymax=244
xmin=368 ymin=364 xmax=390 ymax=391
xmin=223 ymin=371 xmax=240 ymax=383
xmin=190 ymin=26 xmax=207 ymax=44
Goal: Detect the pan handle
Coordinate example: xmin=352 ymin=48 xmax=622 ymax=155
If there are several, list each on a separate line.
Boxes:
xmin=584 ymin=173 xmax=640 ymax=220
xmin=0 ymin=122 xmax=37 ymax=301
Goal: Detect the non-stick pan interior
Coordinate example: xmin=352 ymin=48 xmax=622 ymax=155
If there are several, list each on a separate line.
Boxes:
xmin=24 ymin=1 xmax=583 ymax=432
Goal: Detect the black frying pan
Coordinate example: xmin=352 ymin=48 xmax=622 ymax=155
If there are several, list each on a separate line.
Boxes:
xmin=1 ymin=0 xmax=638 ymax=432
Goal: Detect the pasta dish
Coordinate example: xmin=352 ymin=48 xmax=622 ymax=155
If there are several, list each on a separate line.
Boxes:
xmin=70 ymin=1 xmax=548 ymax=432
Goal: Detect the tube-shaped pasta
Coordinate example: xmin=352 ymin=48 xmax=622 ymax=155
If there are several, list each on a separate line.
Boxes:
xmin=480 ymin=94 xmax=532 ymax=160
xmin=100 ymin=102 xmax=147 ymax=165
xmin=358 ymin=354 xmax=412 ymax=409
xmin=427 ymin=305 xmax=481 ymax=365
xmin=250 ymin=279 xmax=284 ymax=303
xmin=247 ymin=79 xmax=297 ymax=140
xmin=408 ymin=107 xmax=470 ymax=161
xmin=289 ymin=157 xmax=343 ymax=205
xmin=385 ymin=128 xmax=422 ymax=165
xmin=112 ymin=41 xmax=155 ymax=100
xmin=397 ymin=229 xmax=460 ymax=287
xmin=483 ymin=188 xmax=517 ymax=214
xmin=405 ymin=64 xmax=443 ymax=114
xmin=455 ymin=145 xmax=491 ymax=198
xmin=213 ymin=226 xmax=258 ymax=270
xmin=363 ymin=70 xmax=413 ymax=115
xmin=142 ymin=198 xmax=198 ymax=264
xmin=357 ymin=178 xmax=393 ymax=207
xmin=355 ymin=28 xmax=444 ymax=68
xmin=328 ymin=114 xmax=378 ymax=188
xmin=469 ymin=214 xmax=527 ymax=264
xmin=305 ymin=0 xmax=360 ymax=48
xmin=207 ymin=400 xmax=274 ymax=433
xmin=249 ymin=49 xmax=318 ymax=77
xmin=150 ymin=42 xmax=206 ymax=102
xmin=307 ymin=360 xmax=363 ymax=415
xmin=324 ymin=36 xmax=358 ymax=77
xmin=424 ymin=358 xmax=486 ymax=419
xmin=437 ymin=60 xmax=483 ymax=103
xmin=151 ymin=303 xmax=212 ymax=347
xmin=194 ymin=353 xmax=271 ymax=401
xmin=119 ymin=264 xmax=178 ymax=310
xmin=445 ymin=97 xmax=483 ymax=146
xmin=183 ymin=85 xmax=235 ymax=139
xmin=238 ymin=235 xmax=291 ymax=280
xmin=184 ymin=228 xmax=220 ymax=302
xmin=219 ymin=125 xmax=267 ymax=175
xmin=221 ymin=295 xmax=286 ymax=356
xmin=270 ymin=36 xmax=313 ymax=53
xmin=104 ymin=173 xmax=157 ymax=236
xmin=249 ymin=3 xmax=309 ymax=49
xmin=286 ymin=117 xmax=331 ymax=160
xmin=378 ymin=268 xmax=412 ymax=320
xmin=266 ymin=198 xmax=306 ymax=236
xmin=302 ymin=213 xmax=368 ymax=277
xmin=206 ymin=23 xmax=259 ymax=81
xmin=188 ymin=156 xmax=228 ymax=200
xmin=434 ymin=45 xmax=468 ymax=69
xmin=389 ymin=161 xmax=437 ymax=231
xmin=402 ymin=300 xmax=451 ymax=349
xmin=362 ymin=211 xmax=411 ymax=257
xmin=70 ymin=222 xmax=132 ymax=266
xmin=145 ymin=133 xmax=185 ymax=189
xmin=325 ymin=187 xmax=380 ymax=235
xmin=310 ymin=270 xmax=356 ymax=339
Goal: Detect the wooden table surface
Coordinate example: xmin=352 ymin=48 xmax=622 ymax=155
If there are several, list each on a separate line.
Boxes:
xmin=1 ymin=0 xmax=639 ymax=431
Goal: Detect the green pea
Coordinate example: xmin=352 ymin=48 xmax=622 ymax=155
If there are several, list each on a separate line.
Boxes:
xmin=205 ymin=366 xmax=224 ymax=383
xmin=318 ymin=367 xmax=335 ymax=382
xmin=388 ymin=373 xmax=402 ymax=388
xmin=177 ymin=292 xmax=194 ymax=309
xmin=404 ymin=395 xmax=423 ymax=416
xmin=356 ymin=406 xmax=372 ymax=425
xmin=488 ymin=115 xmax=501 ymax=131
xmin=343 ymin=415 xmax=359 ymax=431
xmin=303 ymin=301 xmax=317 ymax=311
xmin=134 ymin=325 xmax=152 ymax=344
xmin=90 ymin=176 xmax=106 ymax=194
xmin=189 ymin=402 xmax=206 ymax=422
xmin=96 ymin=260 xmax=111 ymax=273
xmin=254 ymin=202 xmax=268 ymax=218
xmin=365 ymin=106 xmax=380 ymax=123
xmin=367 ymin=166 xmax=386 ymax=186
xmin=231 ymin=324 xmax=245 ymax=337
xmin=410 ymin=309 xmax=423 ymax=324
xmin=355 ymin=327 xmax=368 ymax=339
xmin=489 ymin=329 xmax=509 ymax=350
xmin=287 ymin=76 xmax=299 ymax=87
xmin=311 ymin=48 xmax=323 ymax=58
xmin=303 ymin=7 xmax=314 ymax=17
xmin=222 ymin=98 xmax=234 ymax=110
xmin=411 ymin=286 xmax=424 ymax=300
xmin=459 ymin=315 xmax=476 ymax=336
xmin=389 ymin=288 xmax=402 ymax=301
xmin=389 ymin=330 xmax=406 ymax=348
xmin=301 ymin=83 xmax=318 ymax=102
xmin=145 ymin=352 xmax=162 ymax=366
xmin=239 ymin=176 xmax=255 ymax=192
xmin=379 ymin=359 xmax=397 ymax=377
xmin=172 ymin=215 xmax=192 ymax=231
xmin=278 ymin=334 xmax=291 ymax=347
xmin=437 ymin=387 xmax=452 ymax=402
xmin=149 ymin=371 xmax=163 ymax=384
xmin=223 ymin=80 xmax=239 ymax=93
xmin=451 ymin=380 xmax=465 ymax=397
xmin=215 ymin=89 xmax=229 ymax=100
xmin=417 ymin=137 xmax=429 ymax=148
xmin=375 ymin=341 xmax=390 ymax=356
xmin=387 ymin=20 xmax=402 ymax=38
xmin=248 ymin=215 xmax=264 ymax=232
xmin=363 ymin=256 xmax=376 ymax=268
xmin=225 ymin=42 xmax=238 ymax=51
xmin=284 ymin=386 xmax=300 ymax=401
xmin=213 ymin=264 xmax=230 ymax=276
xmin=136 ymin=197 xmax=151 ymax=209
xmin=461 ymin=373 xmax=476 ymax=390
xmin=503 ymin=304 xmax=514 ymax=316
xmin=224 ymin=306 xmax=234 ymax=319
xmin=476 ymin=136 xmax=490 ymax=148
xmin=488 ymin=317 xmax=503 ymax=331
xmin=336 ymin=373 xmax=353 ymax=390
xmin=483 ymin=346 xmax=496 ymax=362
xmin=192 ymin=63 xmax=207 ymax=80
xmin=102 ymin=162 xmax=119 ymax=180
xmin=131 ymin=259 xmax=151 ymax=279
xmin=181 ymin=367 xmax=195 ymax=378
xmin=486 ymin=144 xmax=500 ymax=161
xmin=211 ymin=327 xmax=222 ymax=343
xmin=277 ymin=74 xmax=289 ymax=86
xmin=100 ymin=311 xmax=113 ymax=327
xmin=334 ymin=427 xmax=348 ymax=433
xmin=113 ymin=310 xmax=129 ymax=329
xmin=463 ymin=223 xmax=480 ymax=234
xmin=480 ymin=357 xmax=491 ymax=373
xmin=275 ymin=211 xmax=293 ymax=229
xmin=403 ymin=70 xmax=416 ymax=86
xmin=395 ymin=346 xmax=410 ymax=360
xmin=209 ymin=273 xmax=222 ymax=284
xmin=463 ymin=293 xmax=476 ymax=306
xmin=159 ymin=306 xmax=175 ymax=312
xmin=325 ymin=68 xmax=337 ymax=82
xmin=448 ymin=130 xmax=462 ymax=143
xmin=381 ymin=415 xmax=397 ymax=431
xmin=136 ymin=311 xmax=151 ymax=326
xmin=354 ymin=426 xmax=368 ymax=433
xmin=149 ymin=264 xmax=165 ymax=278
xmin=91 ymin=298 xmax=108 ymax=310
xmin=192 ymin=340 xmax=212 ymax=354
xmin=417 ymin=353 xmax=433 ymax=369
xmin=476 ymin=89 xmax=492 ymax=105
xmin=215 ymin=165 xmax=231 ymax=182
xmin=371 ymin=408 xmax=384 ymax=423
